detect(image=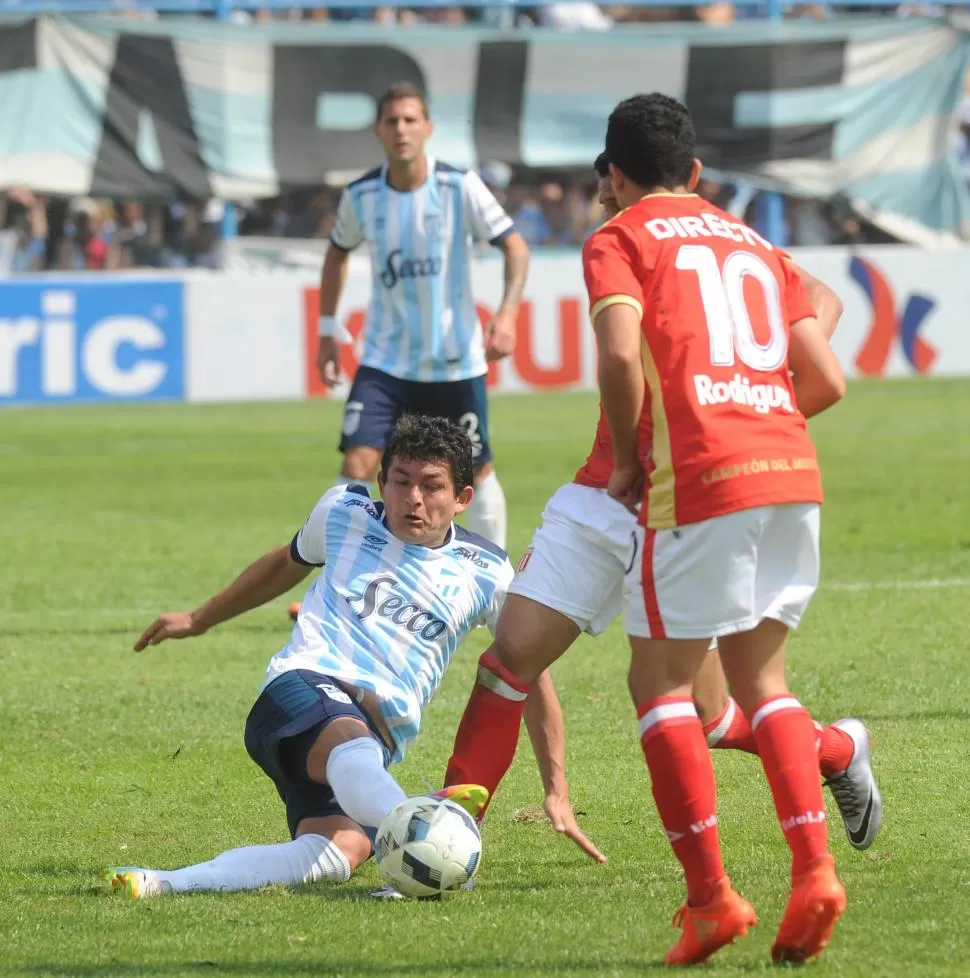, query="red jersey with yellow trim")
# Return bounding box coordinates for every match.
[573,404,651,489]
[582,193,821,530]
